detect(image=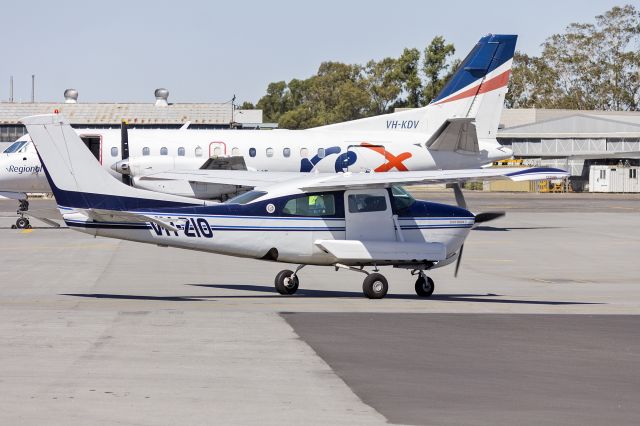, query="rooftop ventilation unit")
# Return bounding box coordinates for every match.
[154,88,169,107]
[64,88,78,104]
